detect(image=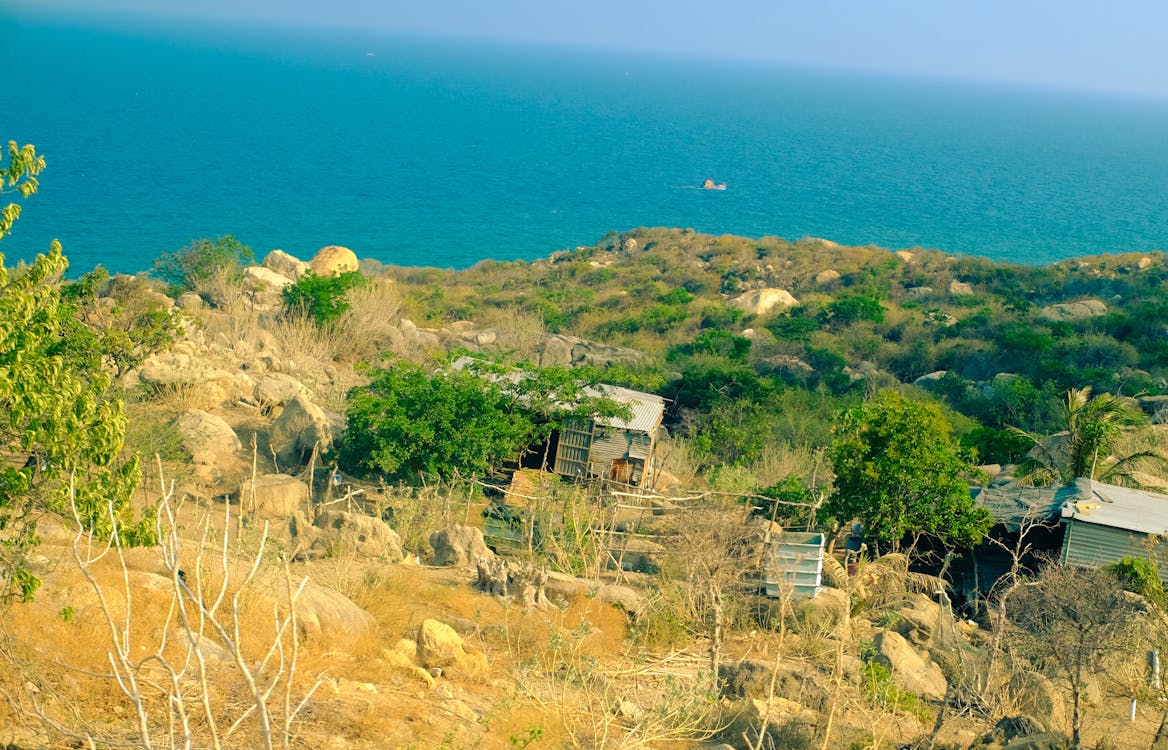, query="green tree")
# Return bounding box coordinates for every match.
[1,141,45,241]
[827,390,991,553]
[340,361,537,483]
[1010,386,1158,486]
[1,143,148,601]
